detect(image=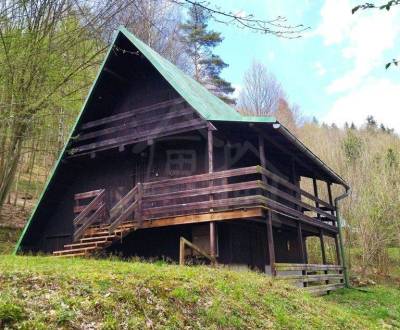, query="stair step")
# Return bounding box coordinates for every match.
[80,235,117,242]
[83,228,132,237]
[64,240,108,249]
[53,246,98,256]
[53,252,87,258]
